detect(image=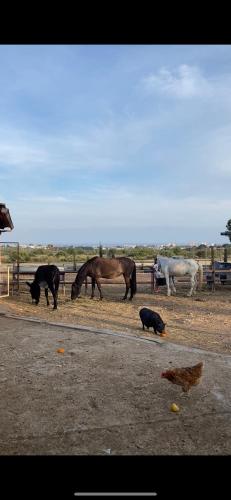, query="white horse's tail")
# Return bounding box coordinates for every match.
[197,262,203,290]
